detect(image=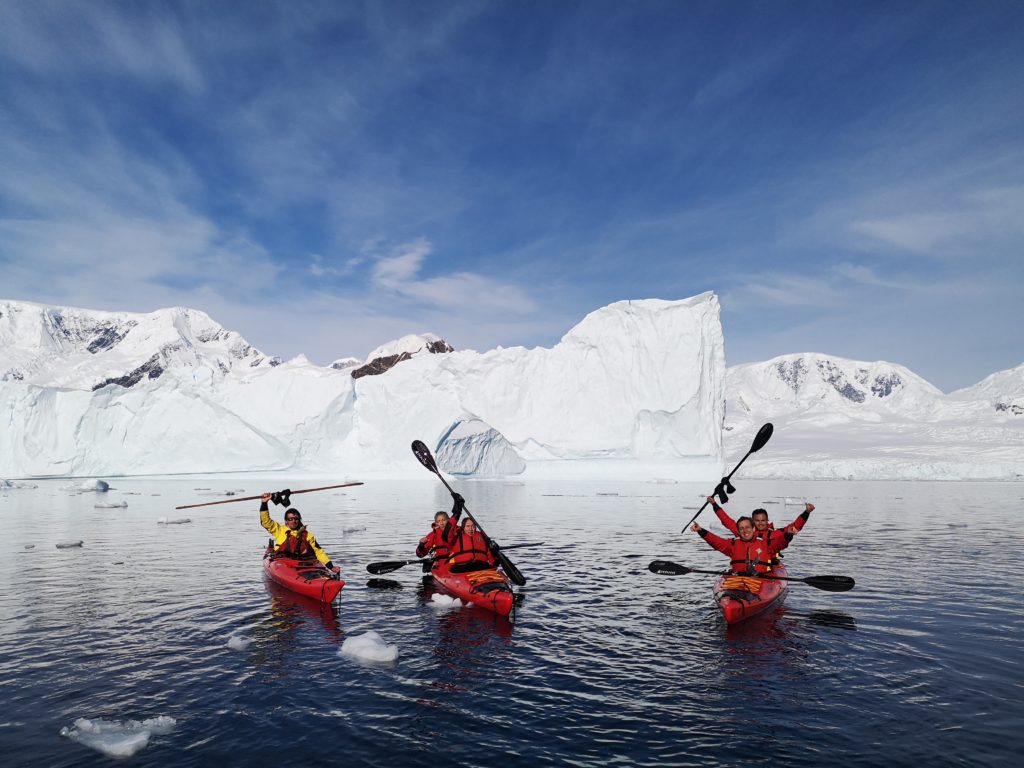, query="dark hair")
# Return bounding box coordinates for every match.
[284,508,302,520]
[736,516,754,527]
[751,508,768,519]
